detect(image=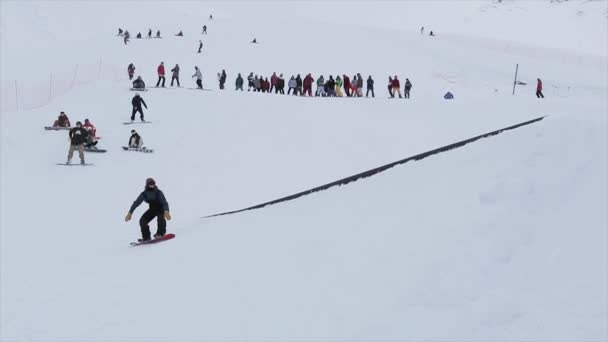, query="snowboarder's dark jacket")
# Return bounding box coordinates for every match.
[235,76,244,87]
[129,188,170,213]
[129,133,141,147]
[132,79,145,89]
[131,95,147,108]
[69,127,89,145]
[367,77,374,88]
